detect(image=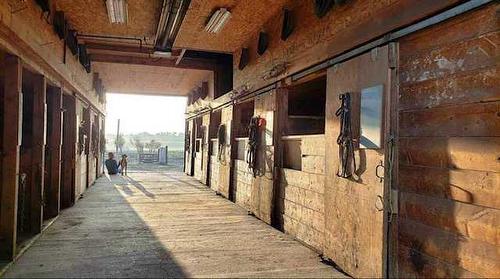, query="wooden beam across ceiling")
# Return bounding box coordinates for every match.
[84,42,185,57]
[90,53,217,71]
